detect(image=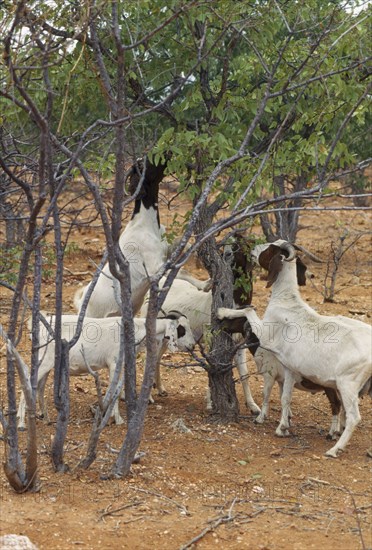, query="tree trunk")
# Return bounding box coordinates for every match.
[195,204,239,422]
[260,173,307,243]
[3,195,44,491]
[51,339,70,472]
[110,283,160,478]
[208,368,239,422]
[51,173,70,472]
